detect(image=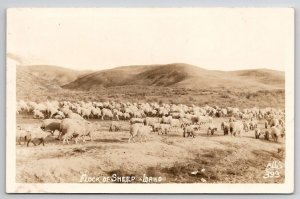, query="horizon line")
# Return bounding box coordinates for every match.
[13,62,285,73]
